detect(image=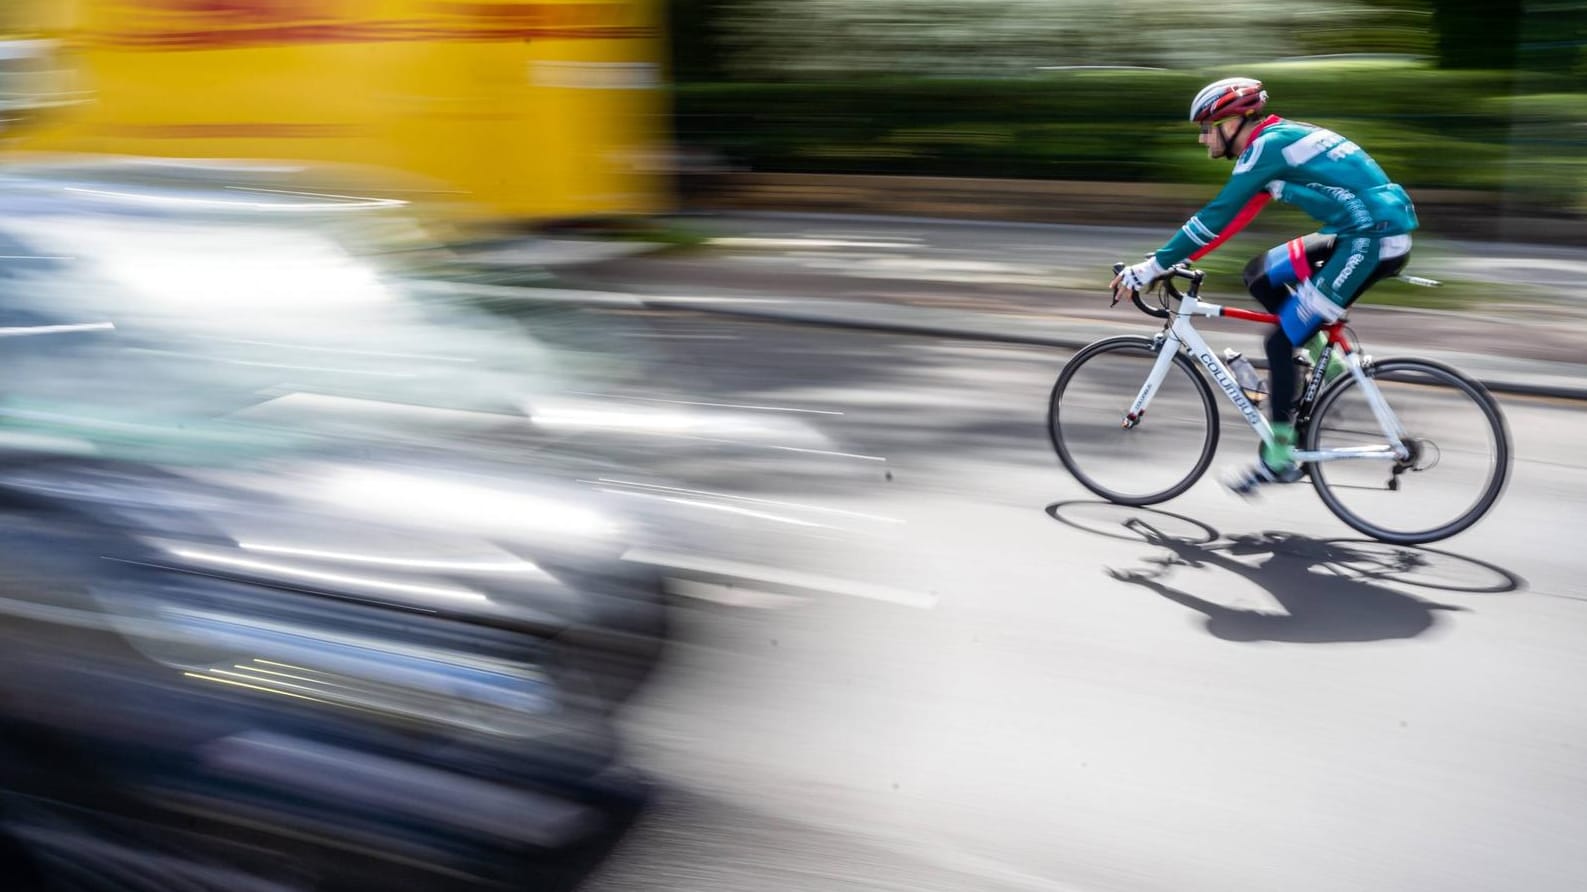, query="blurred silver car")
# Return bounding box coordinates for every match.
[0,158,670,890]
